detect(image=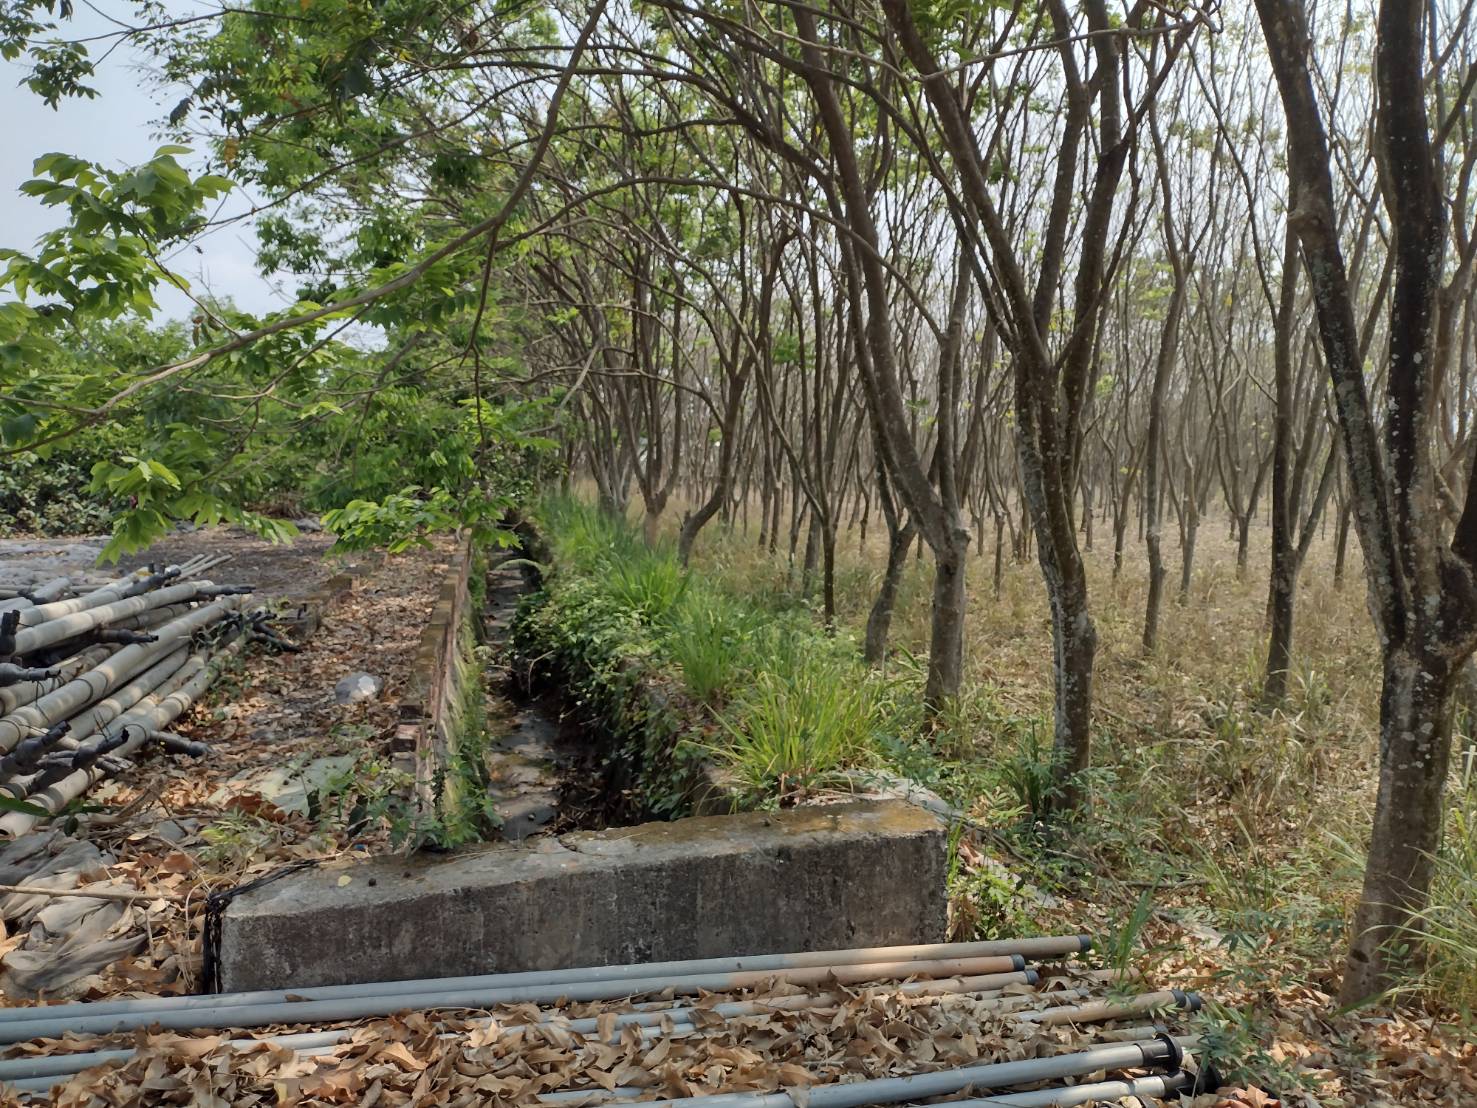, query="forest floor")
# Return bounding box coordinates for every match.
[0,526,457,1001]
[663,503,1476,1107]
[2,514,1473,1106]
